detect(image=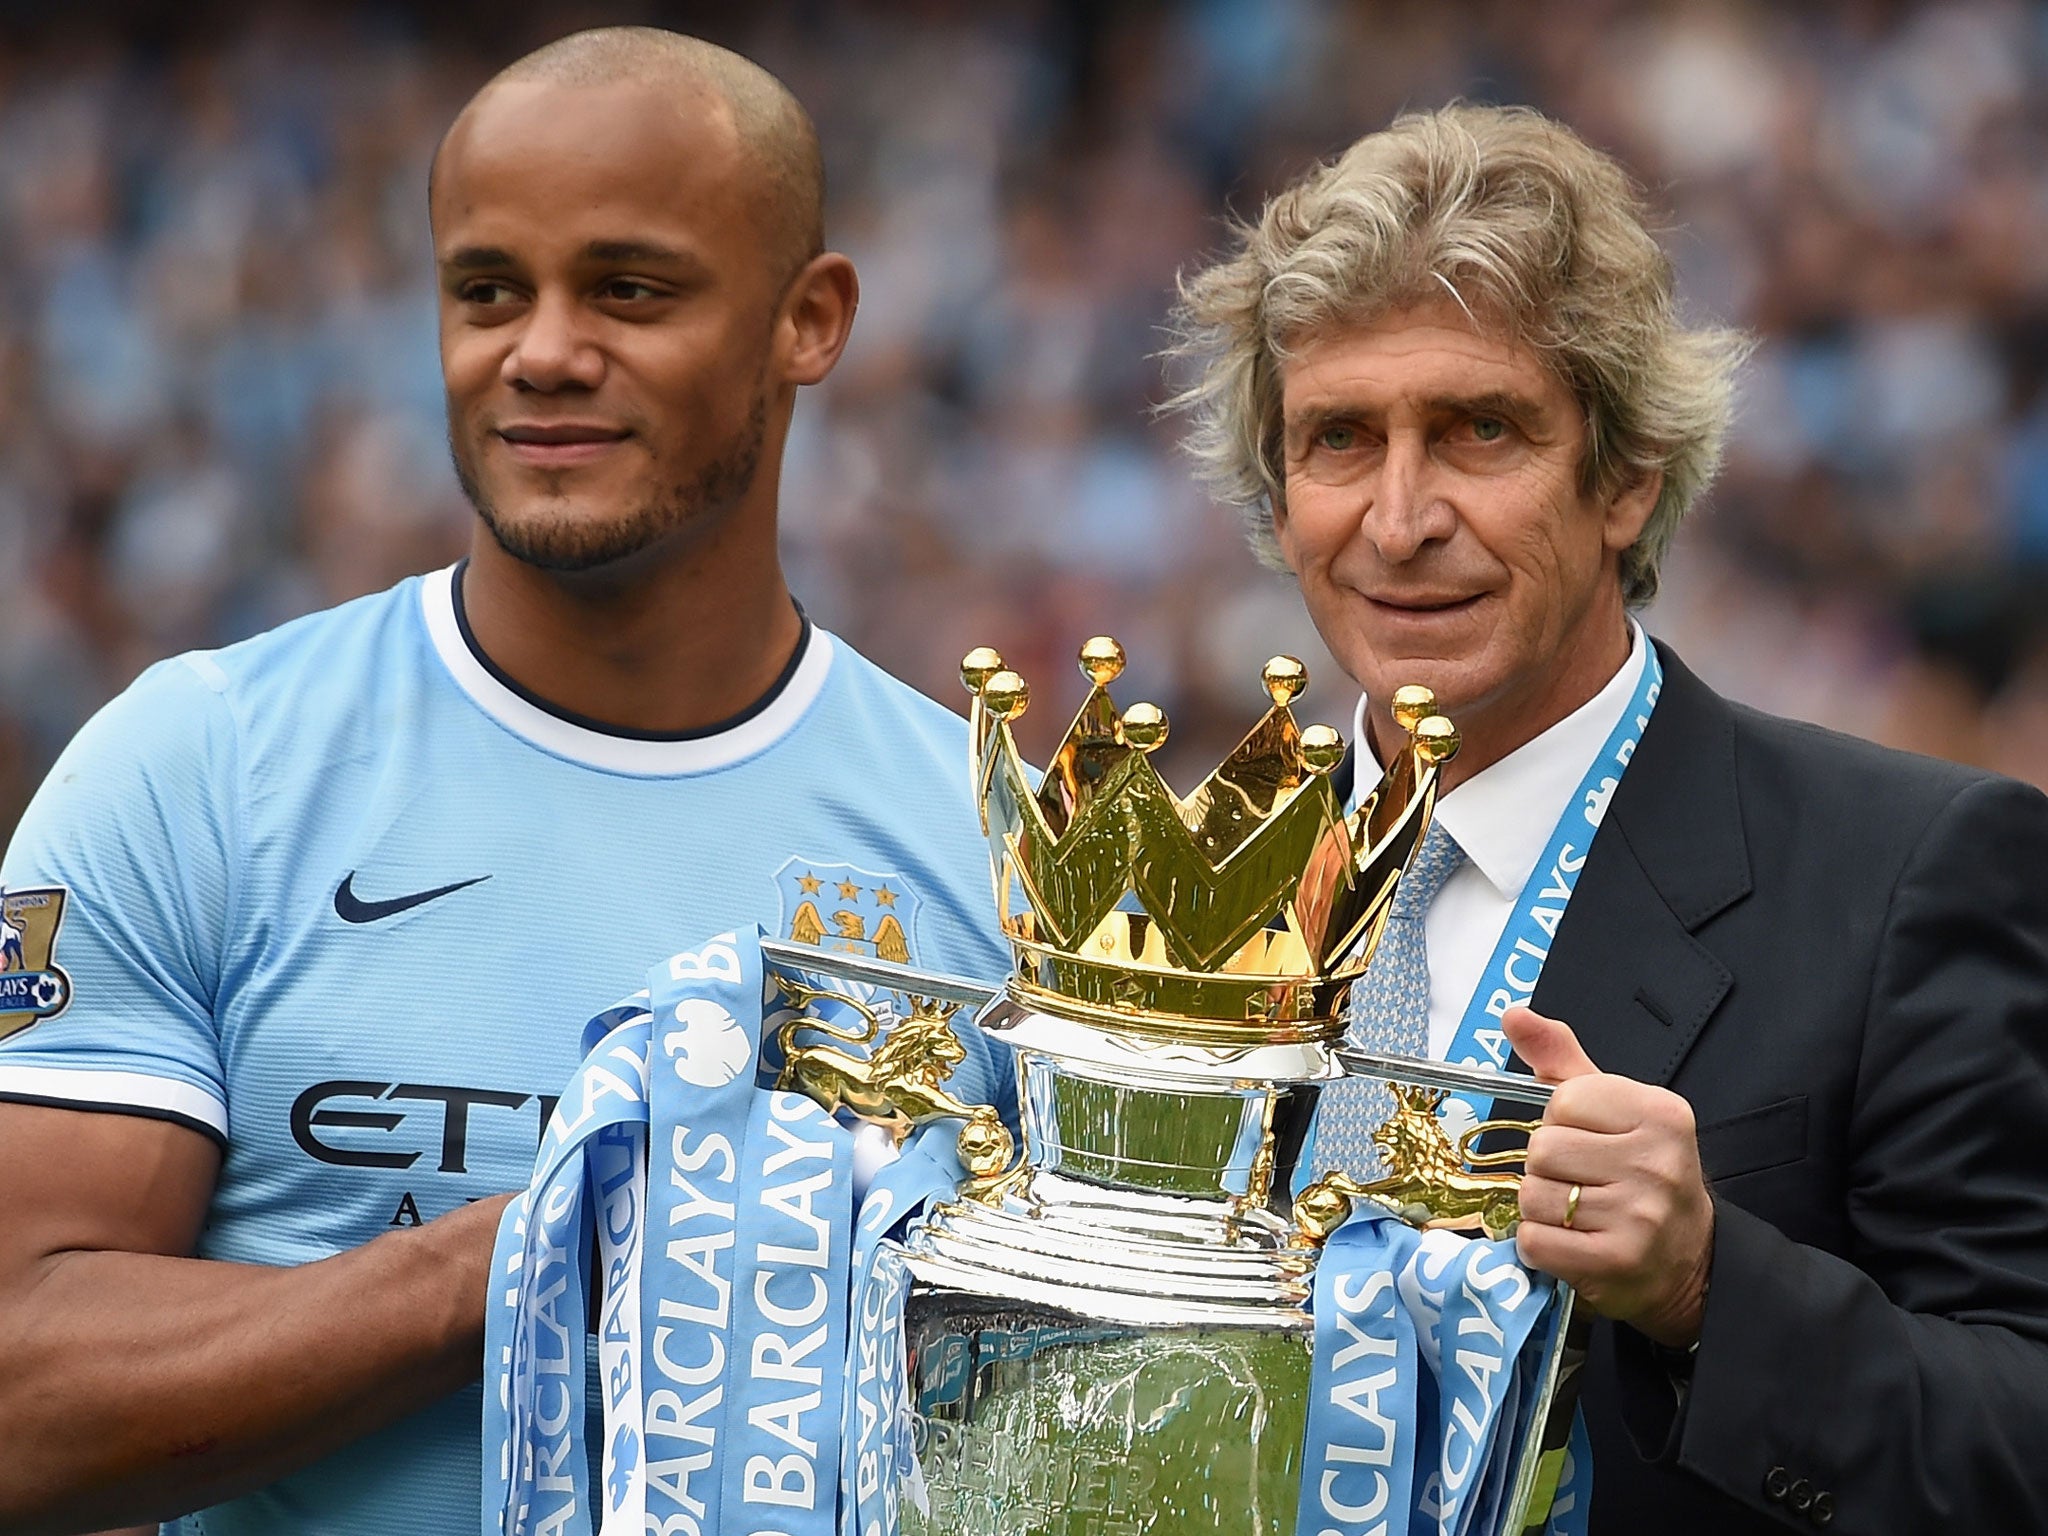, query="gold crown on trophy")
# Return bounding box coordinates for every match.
[961,637,1458,1043]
